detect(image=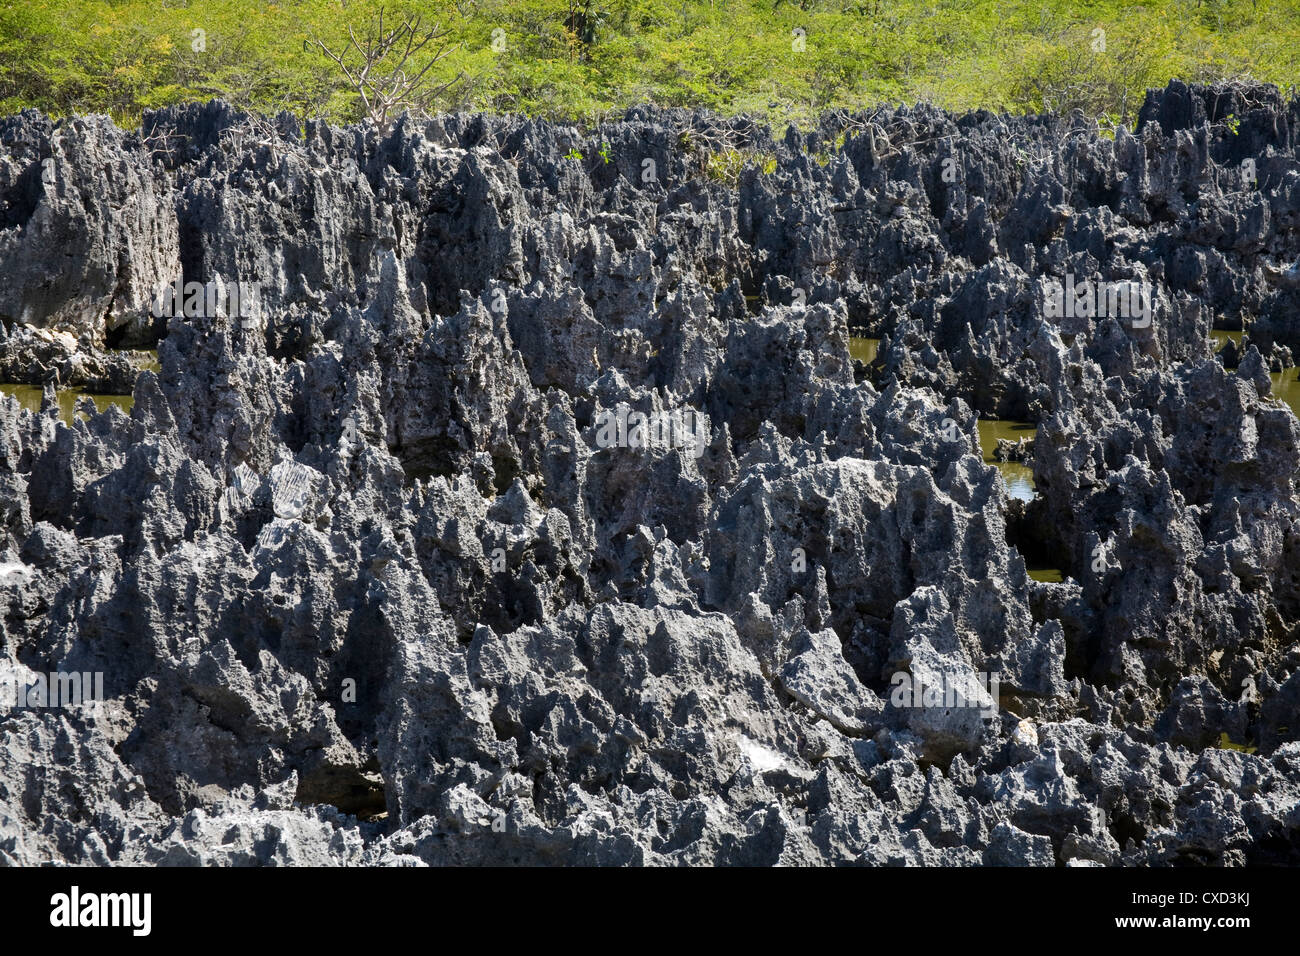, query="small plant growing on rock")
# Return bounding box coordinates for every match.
[704,147,747,184]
